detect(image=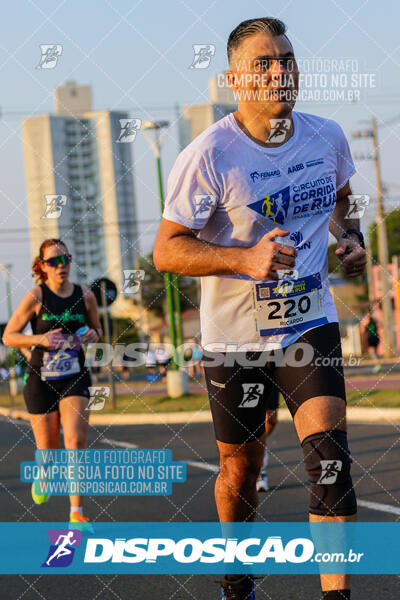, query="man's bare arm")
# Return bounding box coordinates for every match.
[329,181,367,278]
[329,181,360,241]
[153,219,297,281]
[153,219,247,276]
